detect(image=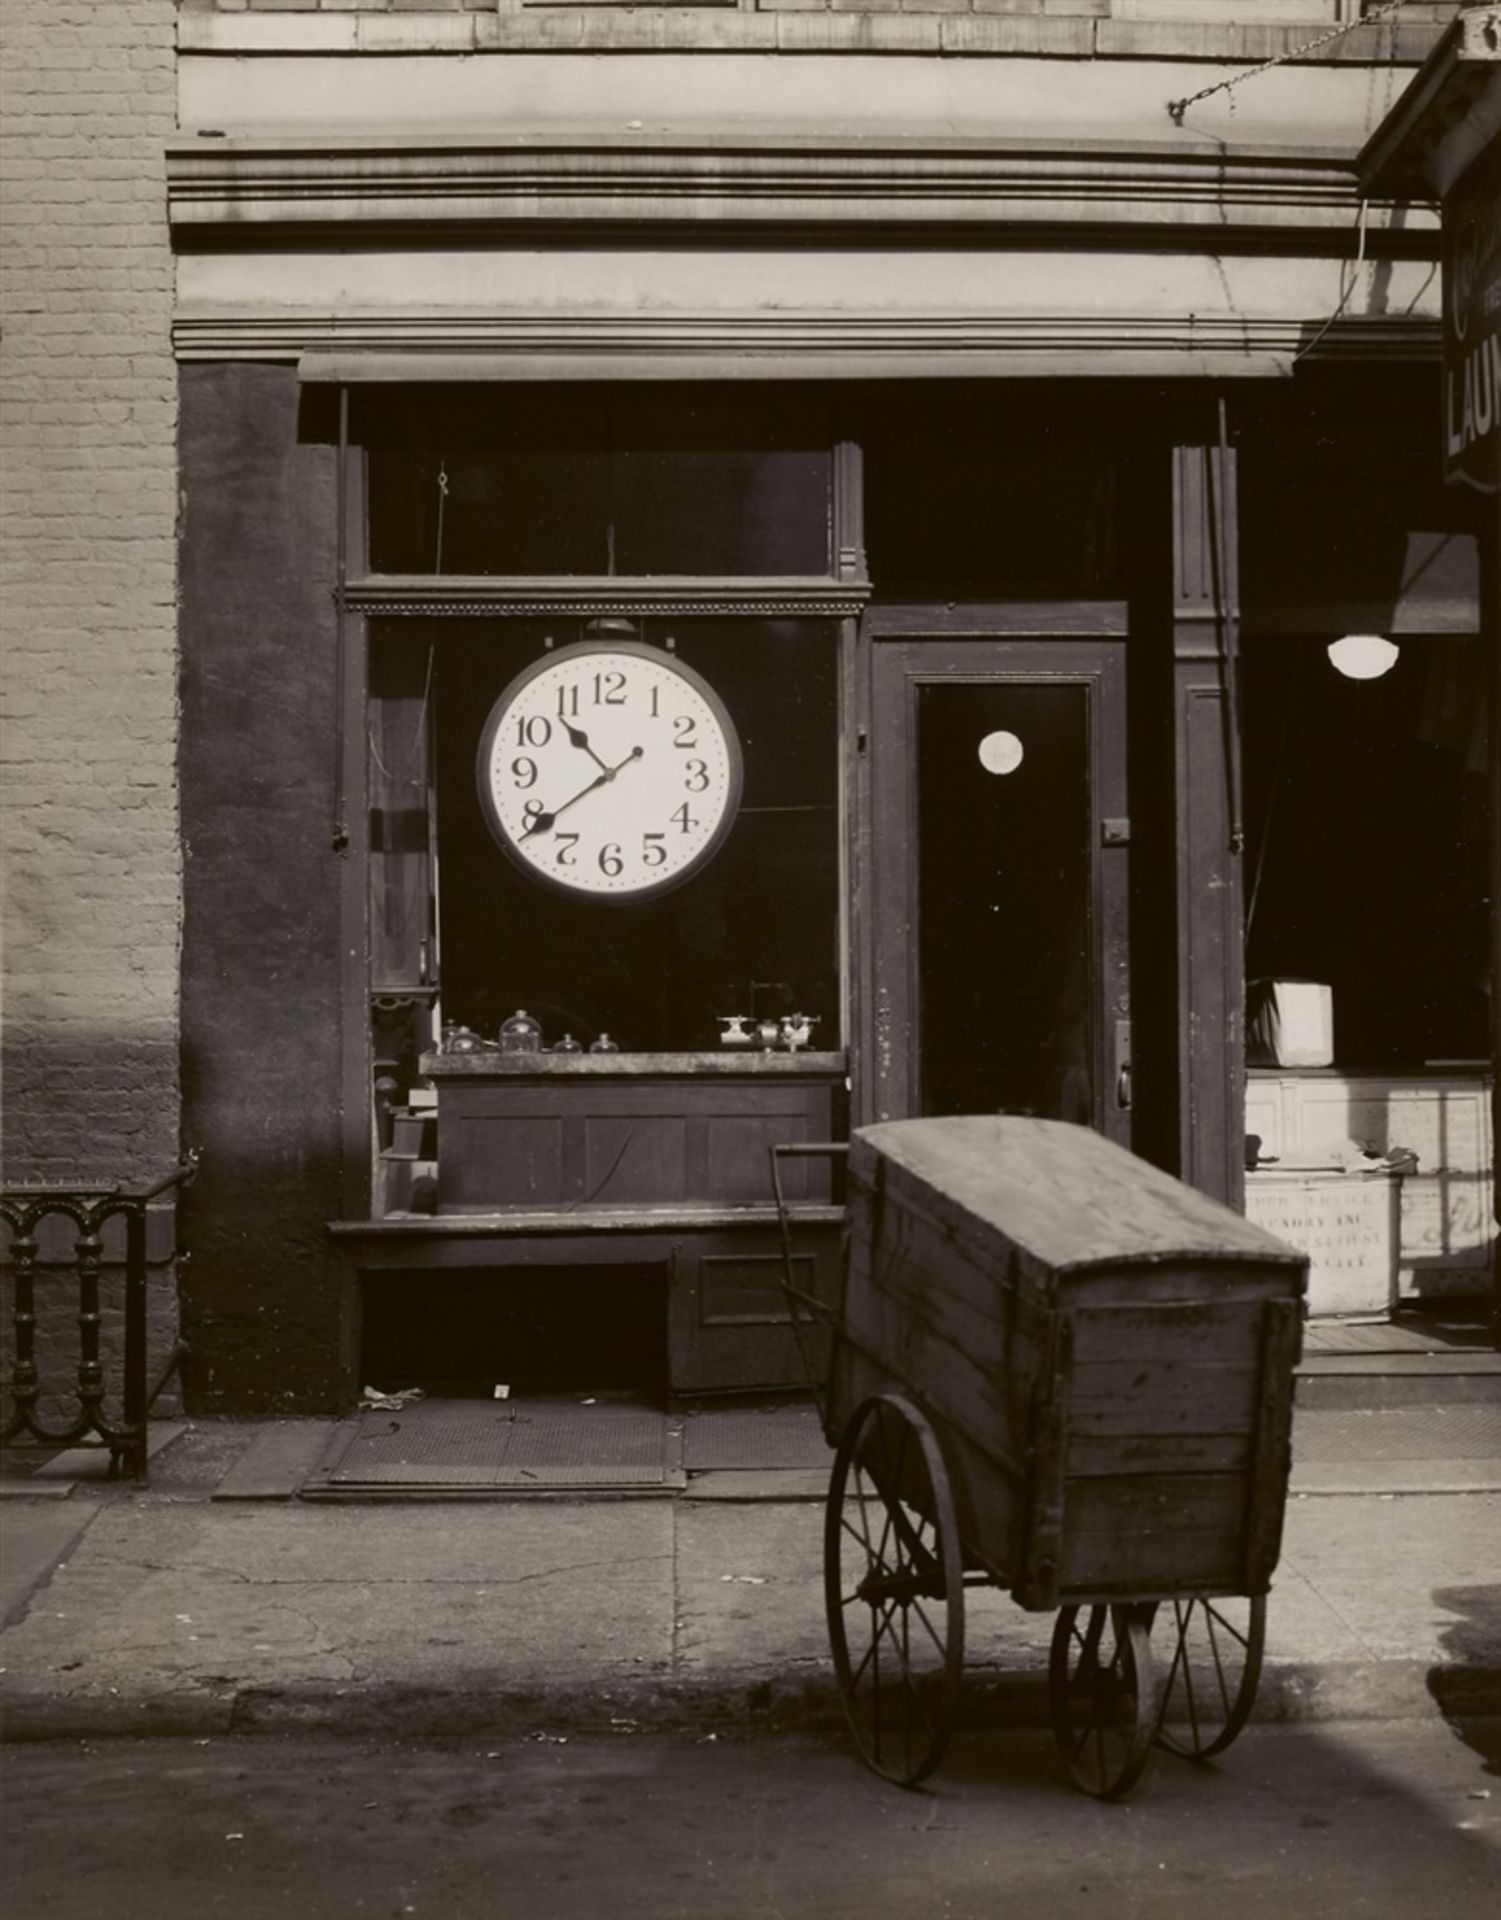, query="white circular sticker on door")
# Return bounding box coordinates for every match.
[977,729,1024,776]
